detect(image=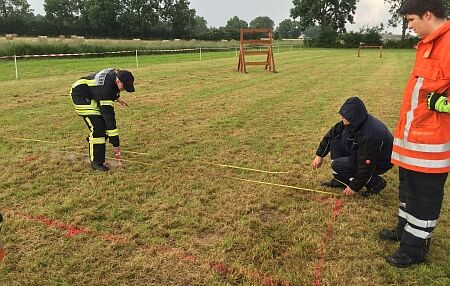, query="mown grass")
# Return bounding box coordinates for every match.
[0,49,448,285]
